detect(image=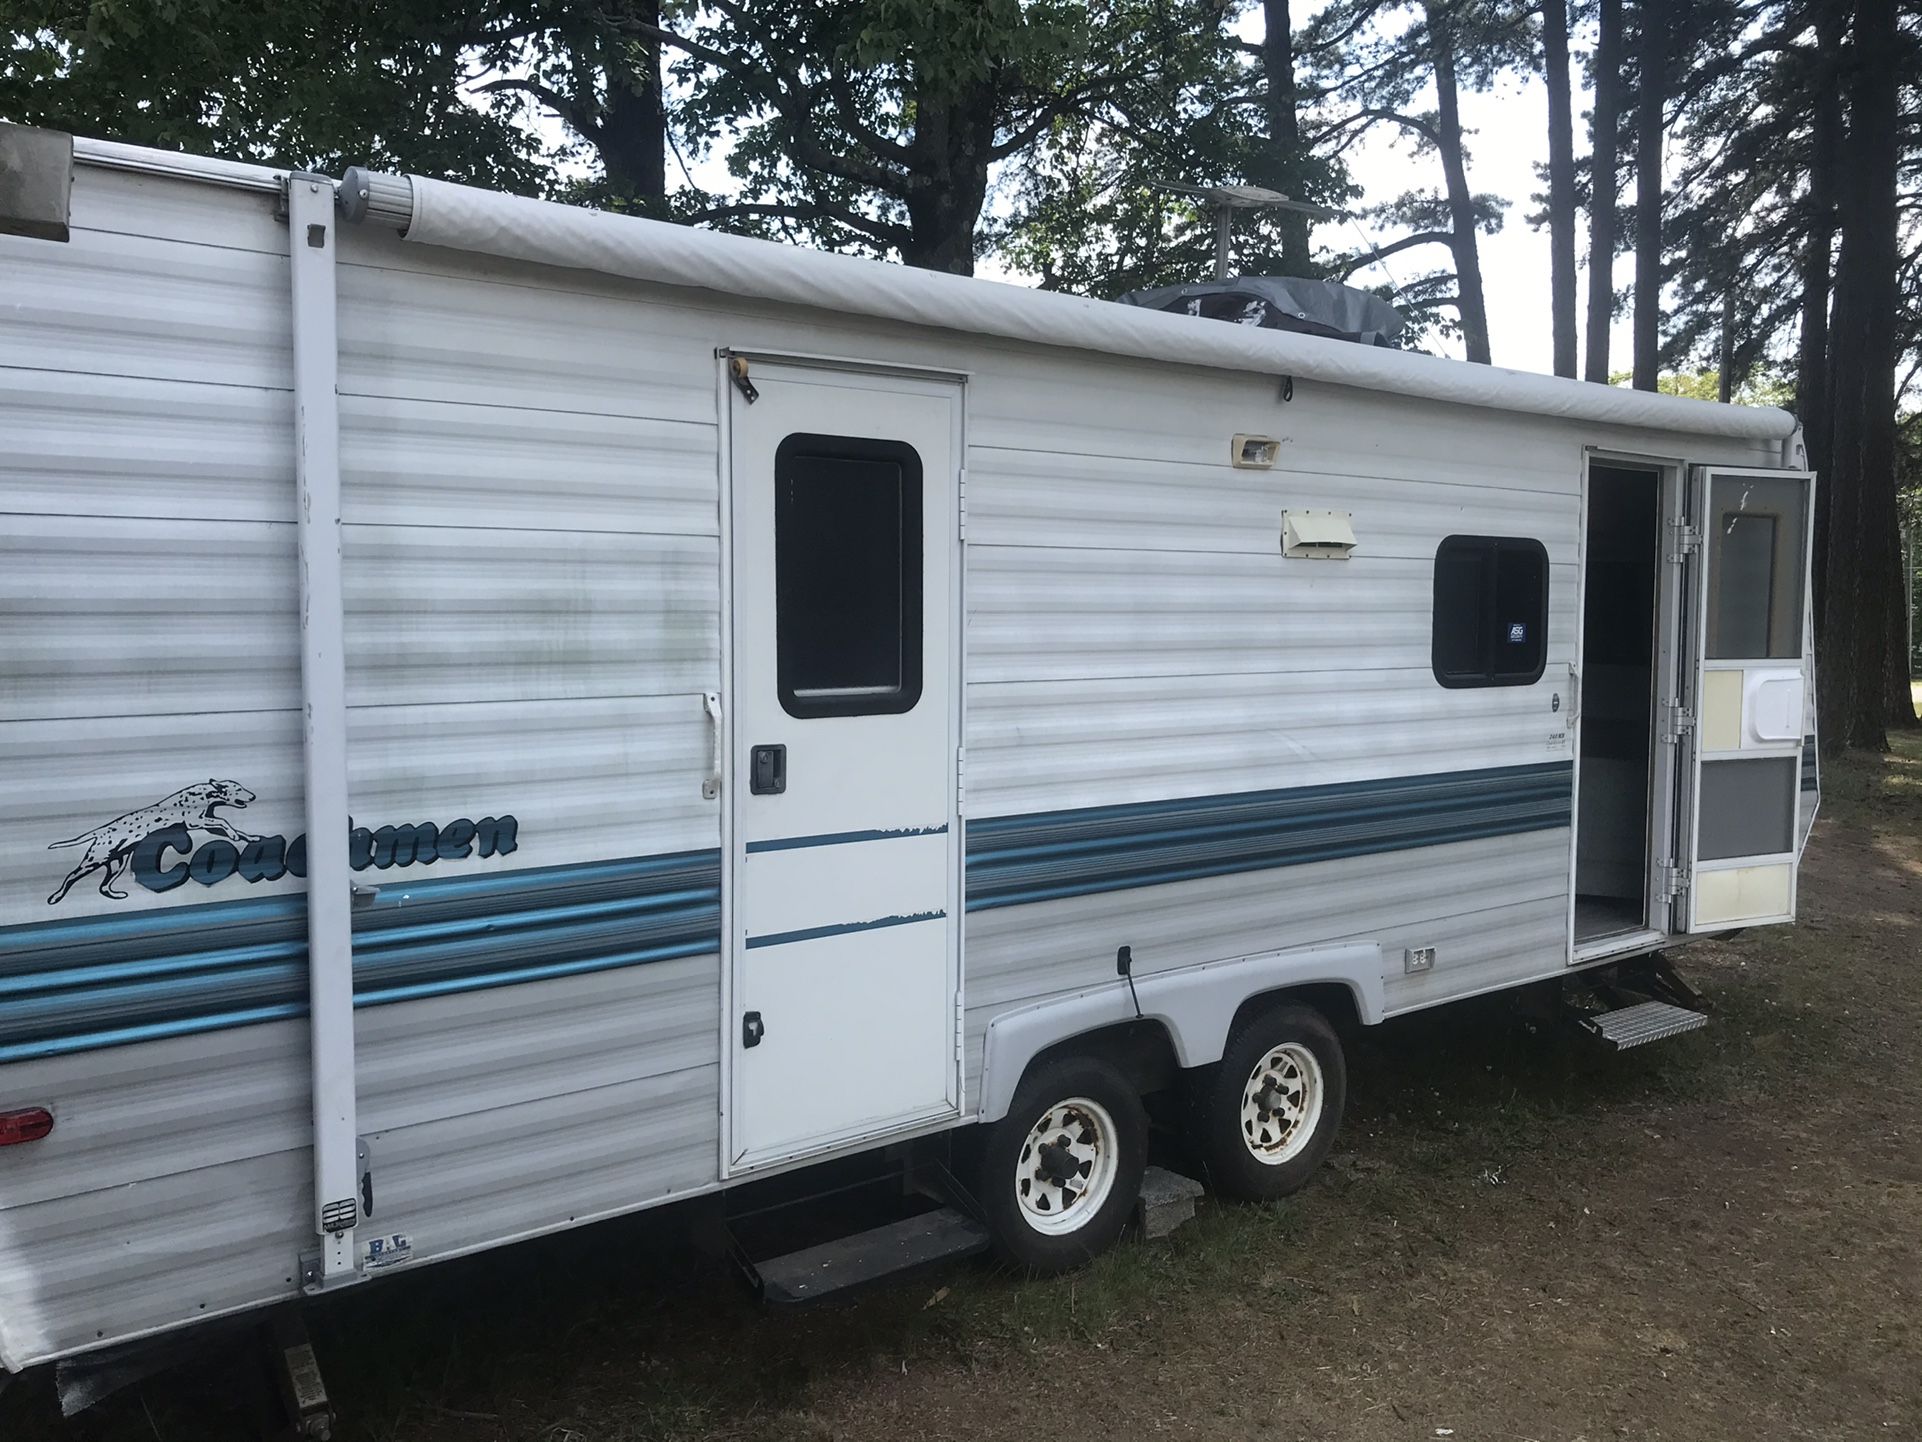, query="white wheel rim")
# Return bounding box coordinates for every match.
[1014,1095,1121,1235]
[1239,1042,1324,1166]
